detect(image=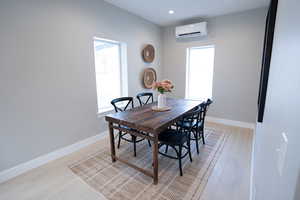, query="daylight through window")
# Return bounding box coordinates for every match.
[185,46,215,101]
[93,38,127,113]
